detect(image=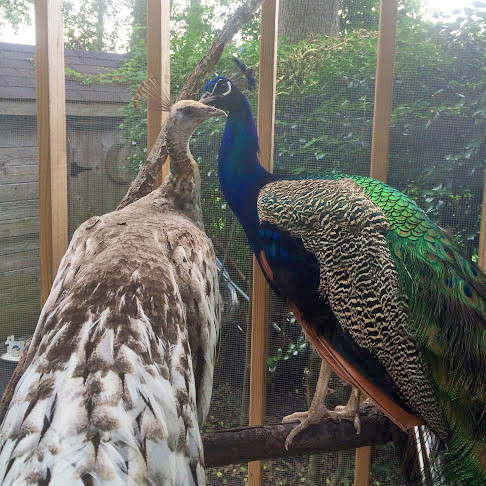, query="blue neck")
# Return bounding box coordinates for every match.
[218,99,277,245]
